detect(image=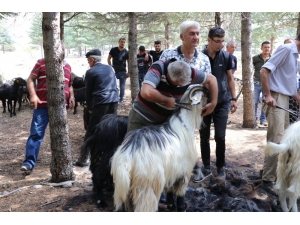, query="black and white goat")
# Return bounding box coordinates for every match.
[111,84,208,212]
[80,114,128,207]
[264,121,300,212]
